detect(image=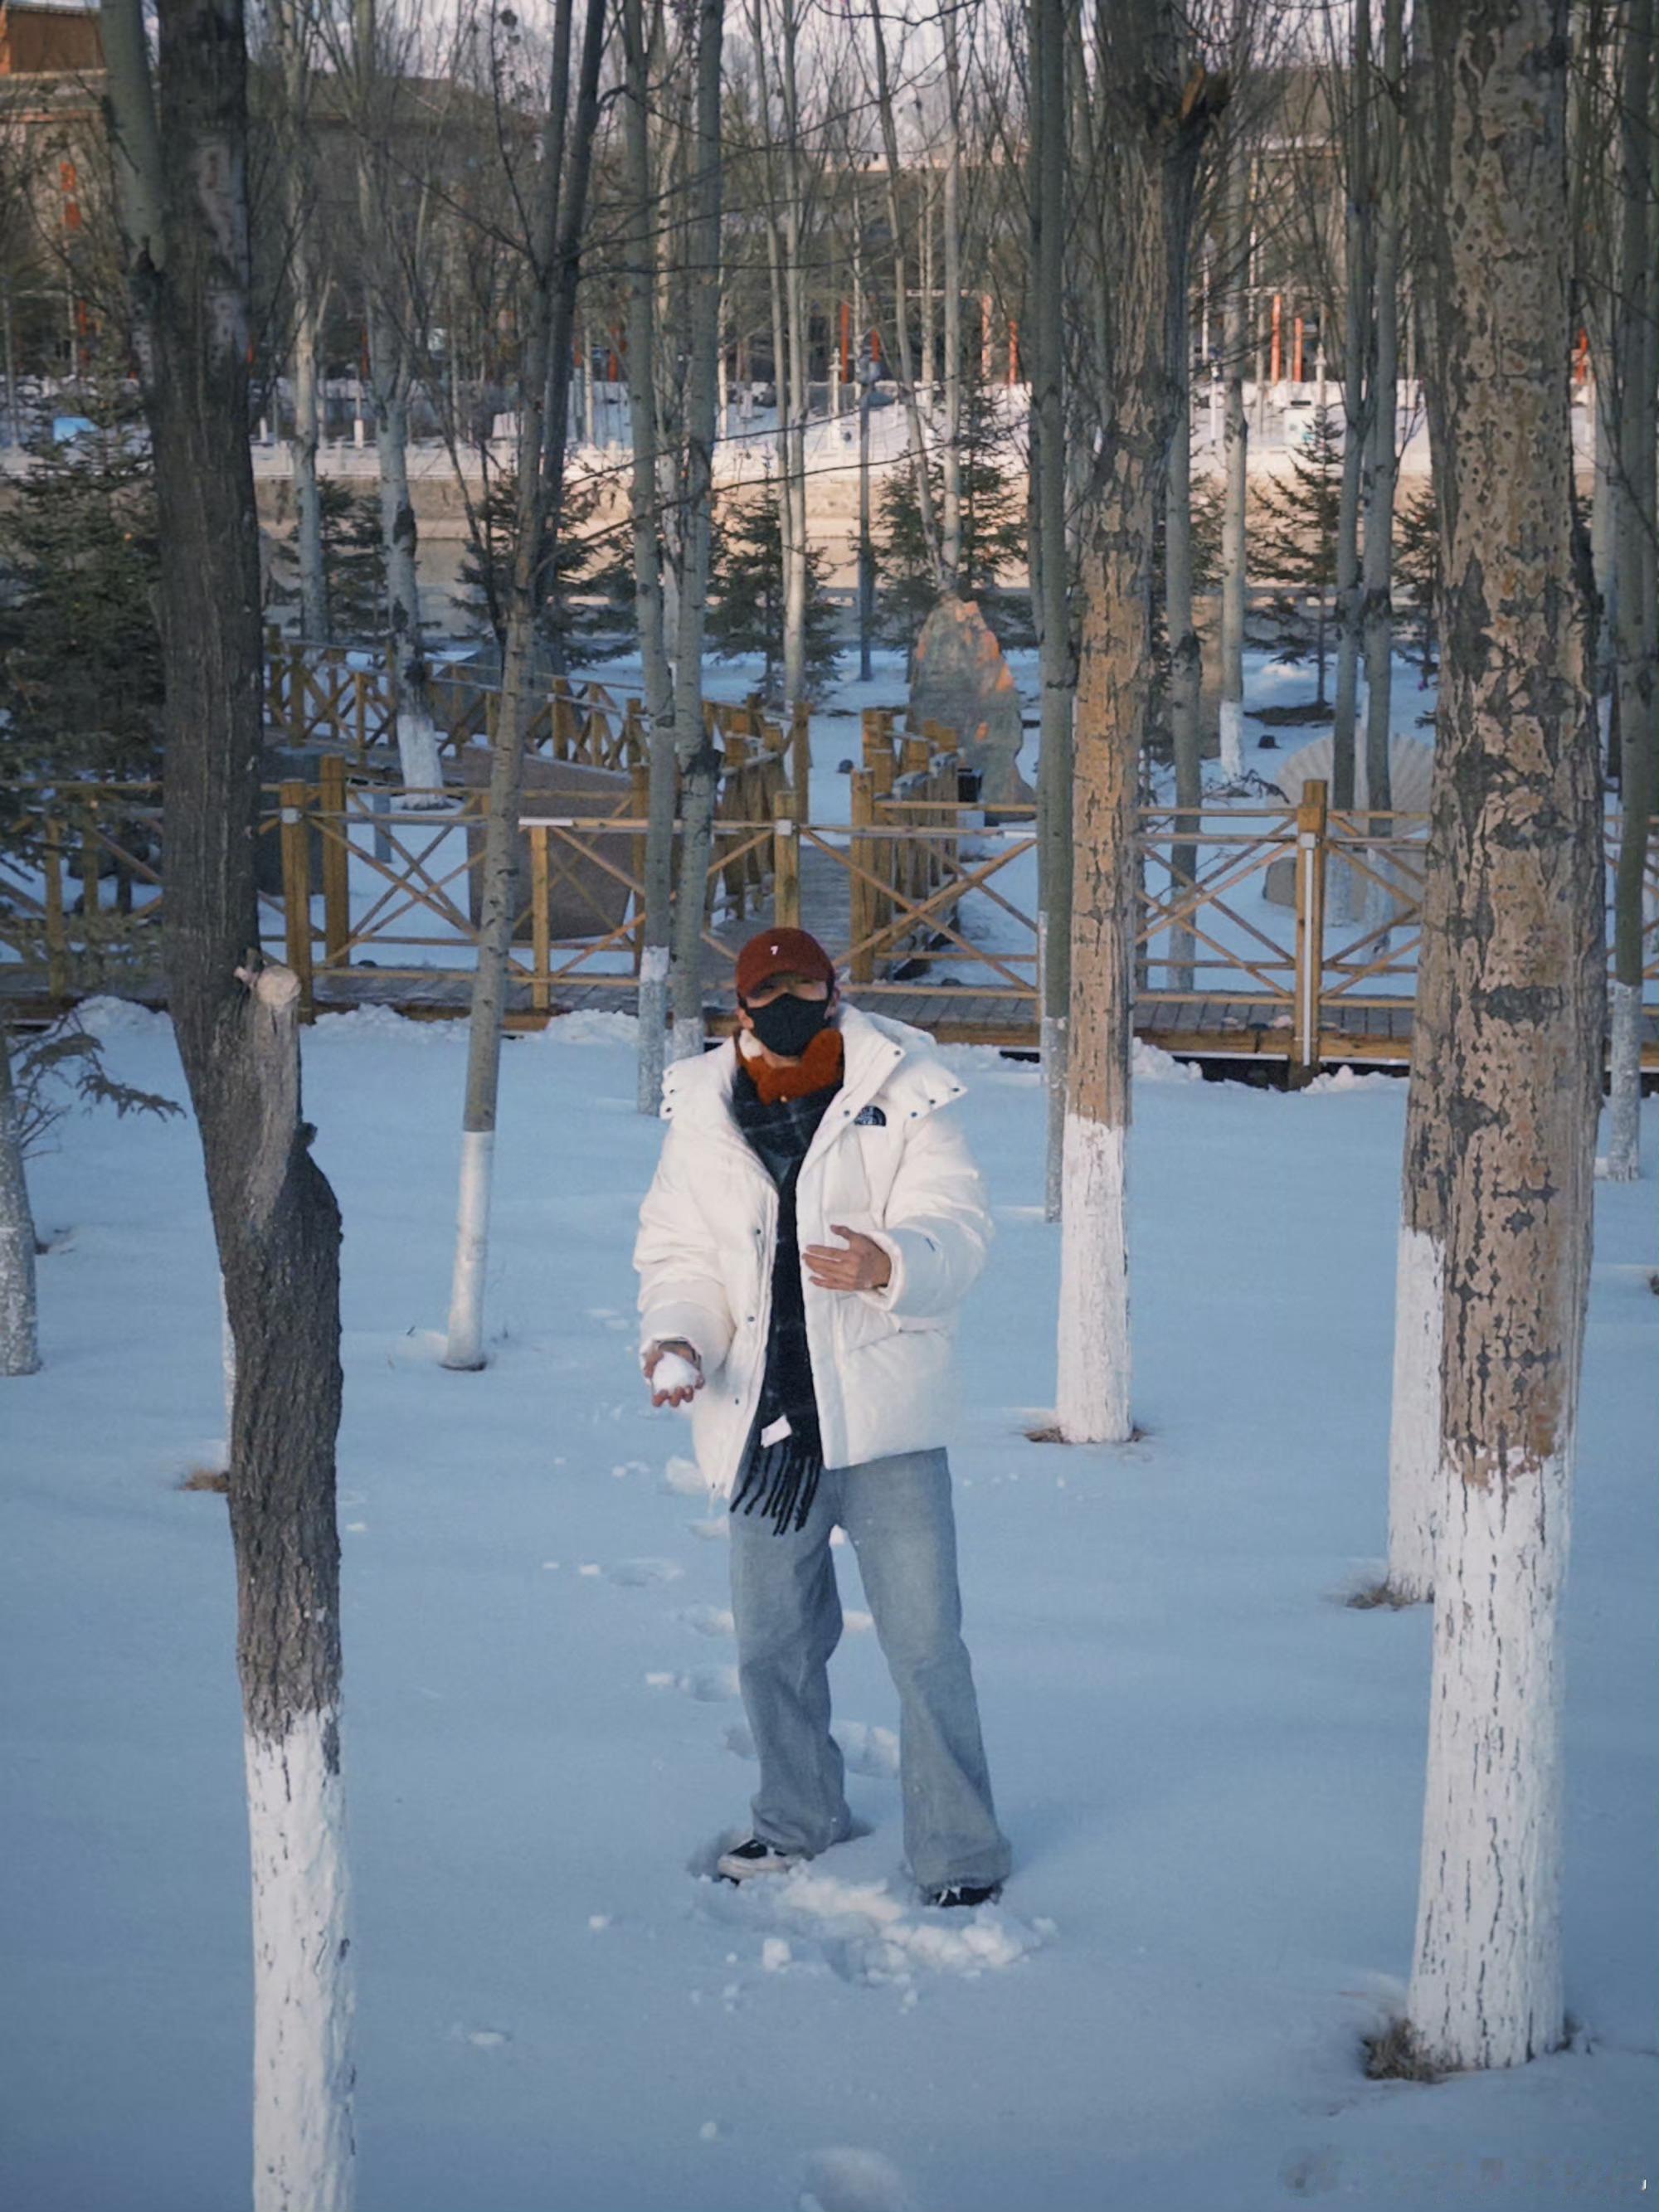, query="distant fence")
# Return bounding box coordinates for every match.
[7,758,1653,1072]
